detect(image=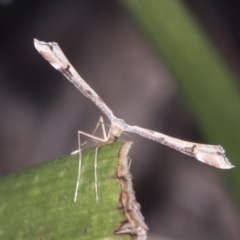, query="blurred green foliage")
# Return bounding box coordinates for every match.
[120,0,240,205]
